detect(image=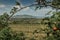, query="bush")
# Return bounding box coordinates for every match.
[0,27,12,40]
[30,37,36,40]
[0,13,9,30]
[0,27,26,40]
